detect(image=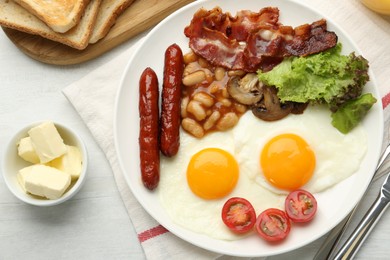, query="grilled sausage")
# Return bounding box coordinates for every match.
[160,44,184,157]
[139,67,160,190]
